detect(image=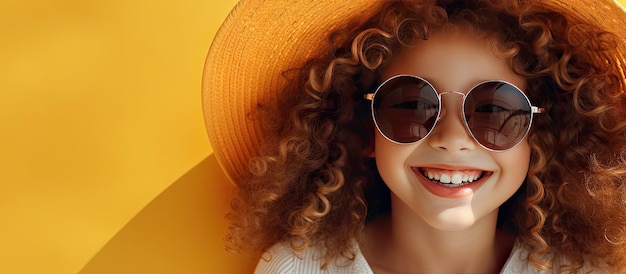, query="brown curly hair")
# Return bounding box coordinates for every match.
[226,0,626,272]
